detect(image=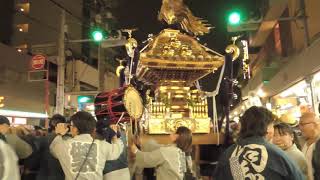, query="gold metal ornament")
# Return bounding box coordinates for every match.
[123,29,138,58]
[136,29,224,86]
[225,44,240,61]
[136,28,224,134]
[225,36,241,61]
[116,65,125,77]
[158,0,212,36]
